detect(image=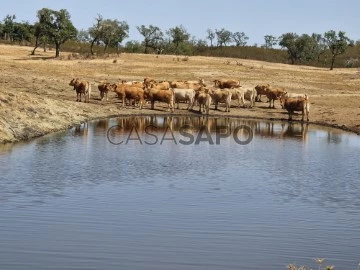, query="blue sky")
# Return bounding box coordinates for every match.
[1,0,359,45]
